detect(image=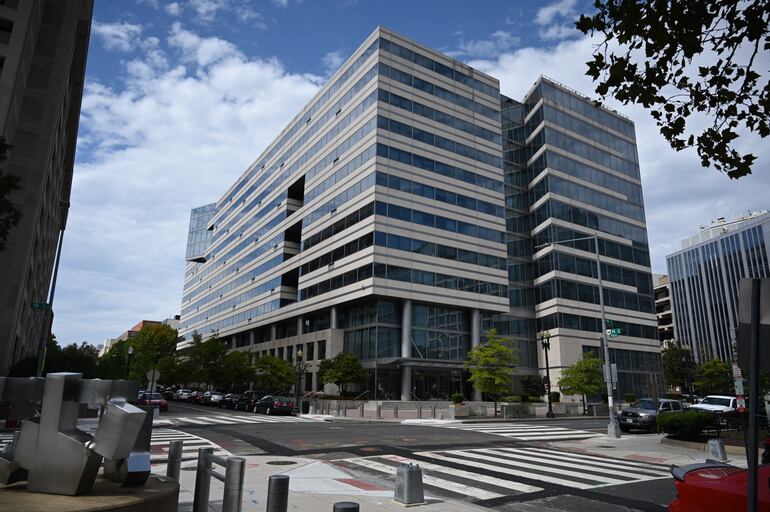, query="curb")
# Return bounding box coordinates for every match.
[660,436,760,456]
